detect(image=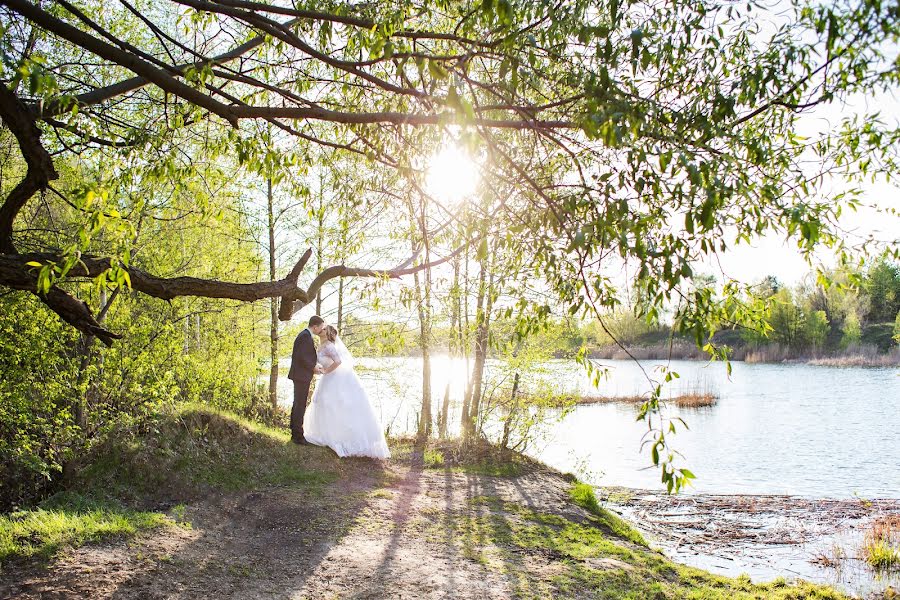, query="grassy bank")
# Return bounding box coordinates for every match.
[0,403,342,568]
[1,404,859,599]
